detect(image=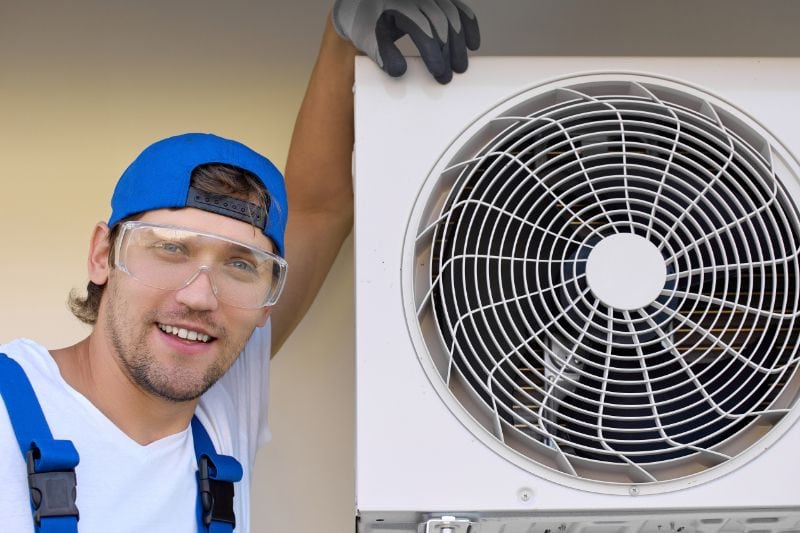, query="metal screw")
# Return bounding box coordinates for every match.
[629,486,640,496]
[518,487,533,502]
